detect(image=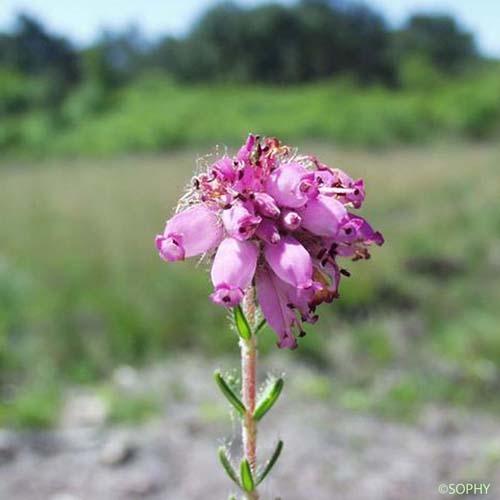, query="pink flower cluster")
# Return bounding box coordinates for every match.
[156,135,383,349]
